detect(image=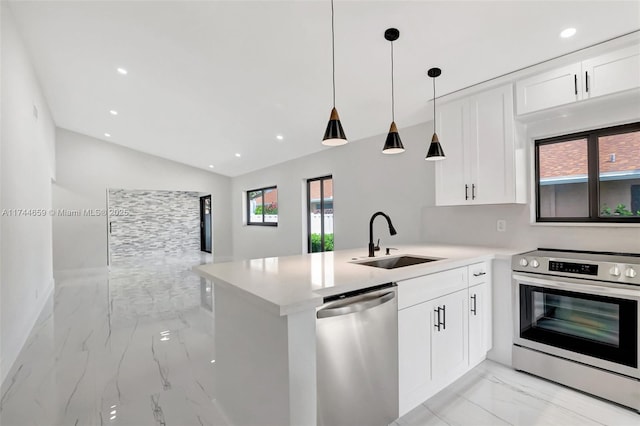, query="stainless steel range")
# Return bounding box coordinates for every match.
[512,249,640,411]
